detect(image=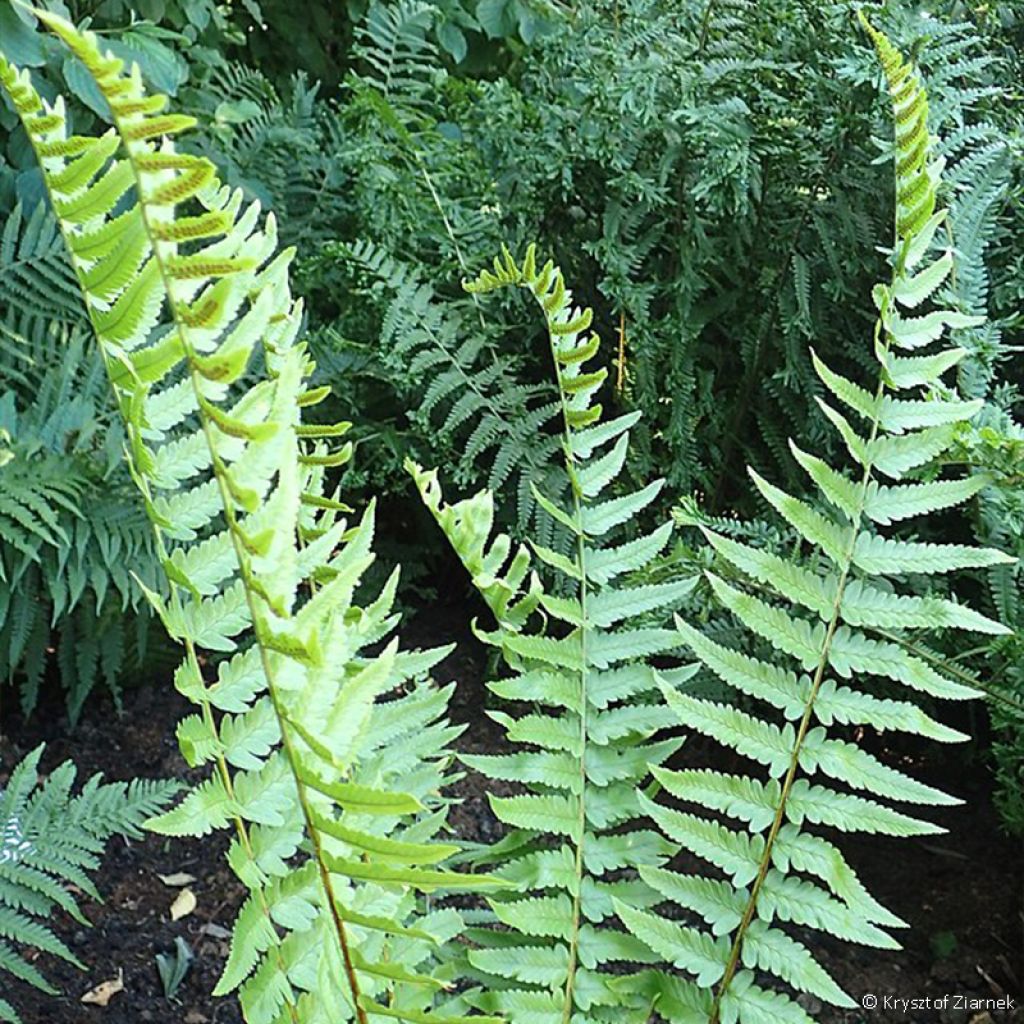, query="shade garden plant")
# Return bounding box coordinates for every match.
[0,4,1021,1024]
